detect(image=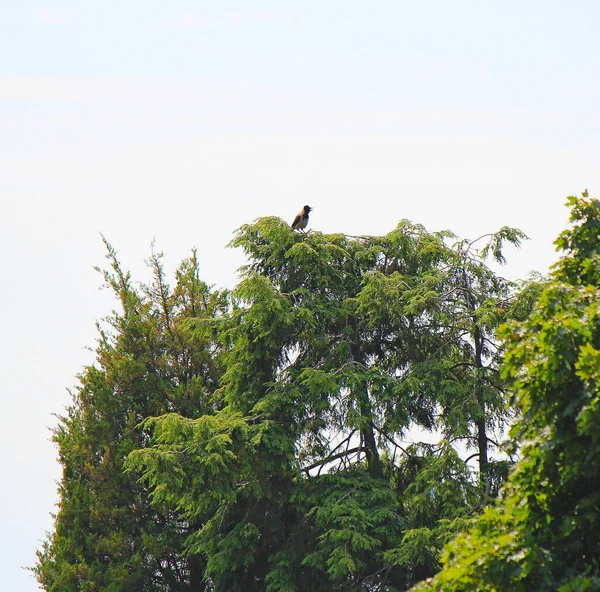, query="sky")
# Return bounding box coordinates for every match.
[2,1,600,589]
